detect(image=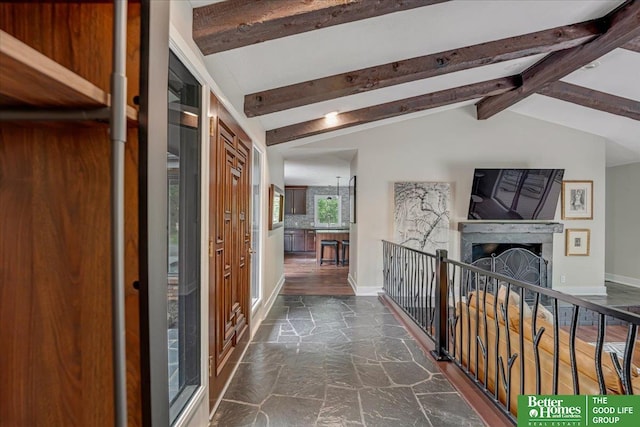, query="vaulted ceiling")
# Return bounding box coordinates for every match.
[190,0,640,171]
